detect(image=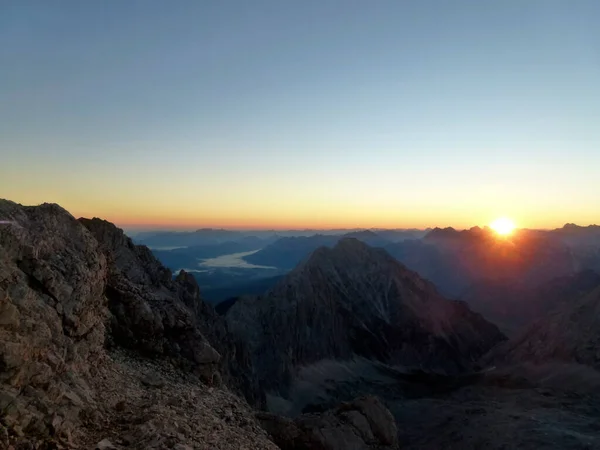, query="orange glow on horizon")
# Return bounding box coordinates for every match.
[60,201,600,232]
[2,161,598,233]
[3,189,595,232]
[83,209,445,231]
[62,199,593,232]
[92,212,554,233]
